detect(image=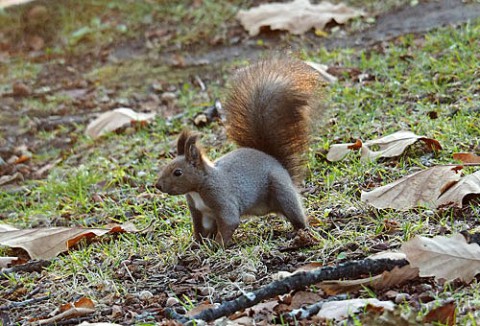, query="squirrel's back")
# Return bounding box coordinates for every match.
[224,58,319,185]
